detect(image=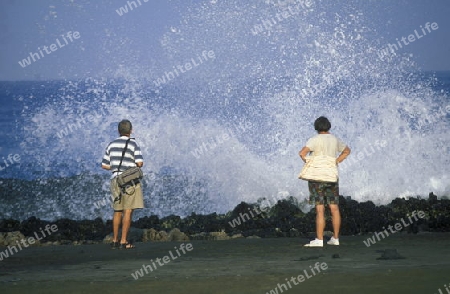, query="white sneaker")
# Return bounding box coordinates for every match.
[304,238,323,247]
[327,236,340,245]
